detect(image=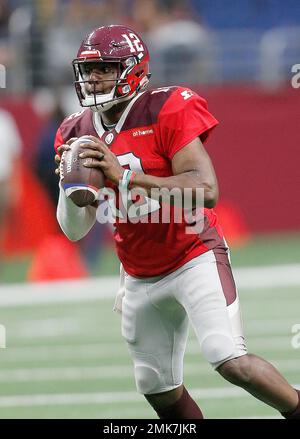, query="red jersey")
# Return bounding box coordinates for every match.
[55,86,225,277]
